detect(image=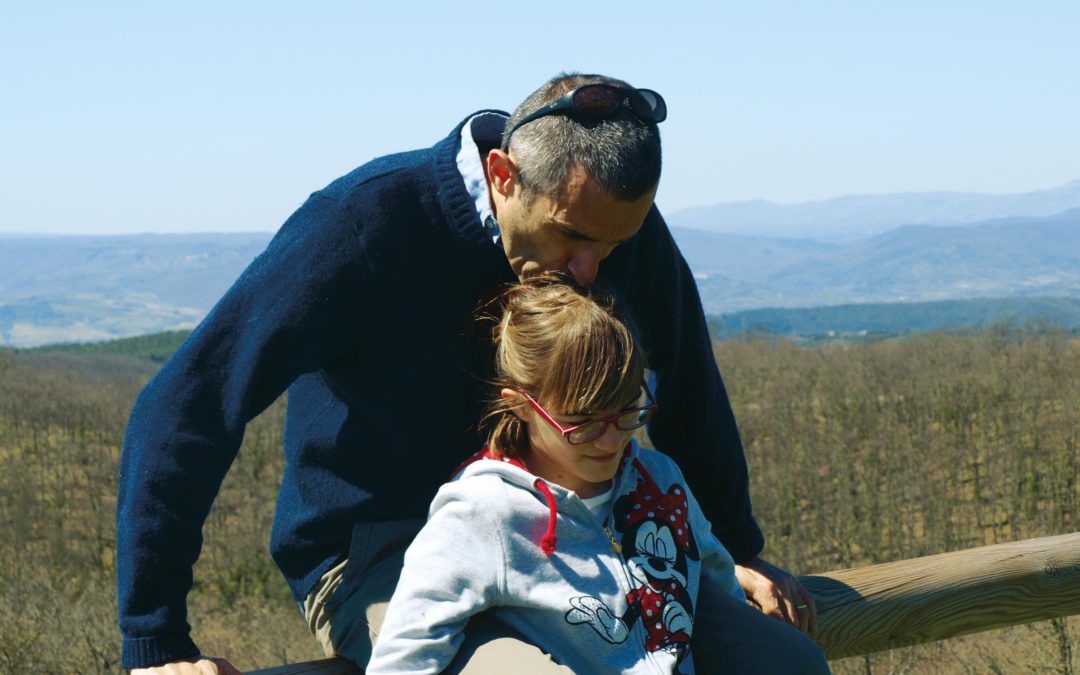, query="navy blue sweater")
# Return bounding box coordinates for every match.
[116,112,763,668]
